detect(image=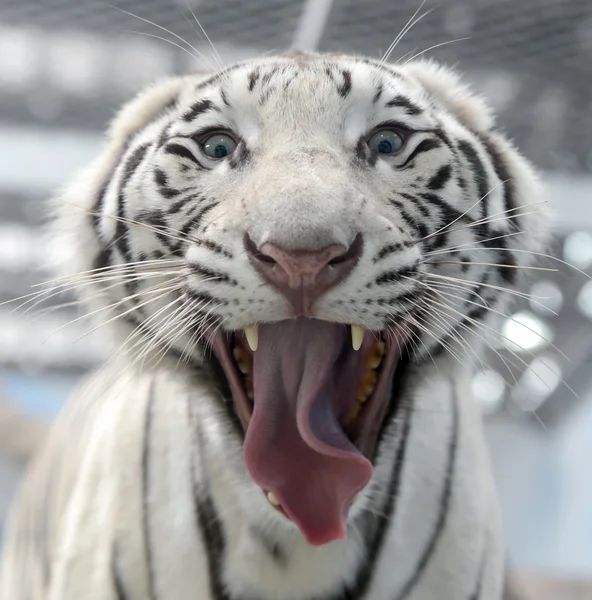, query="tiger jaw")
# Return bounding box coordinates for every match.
[211,319,407,546]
